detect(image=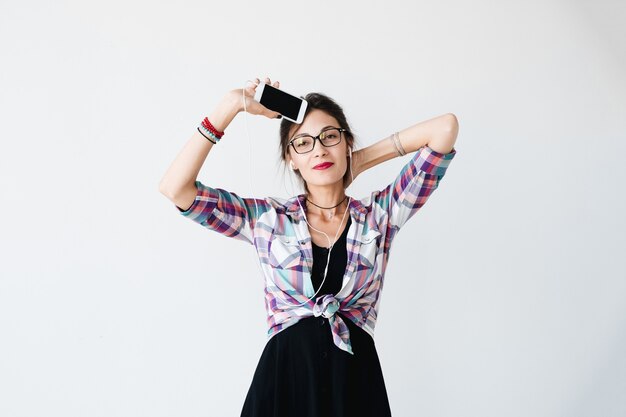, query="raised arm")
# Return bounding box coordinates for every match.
[352,113,458,180]
[158,78,281,210]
